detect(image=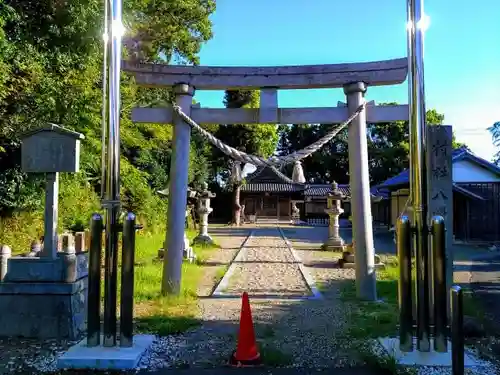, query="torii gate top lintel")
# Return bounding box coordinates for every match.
[121,57,408,90]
